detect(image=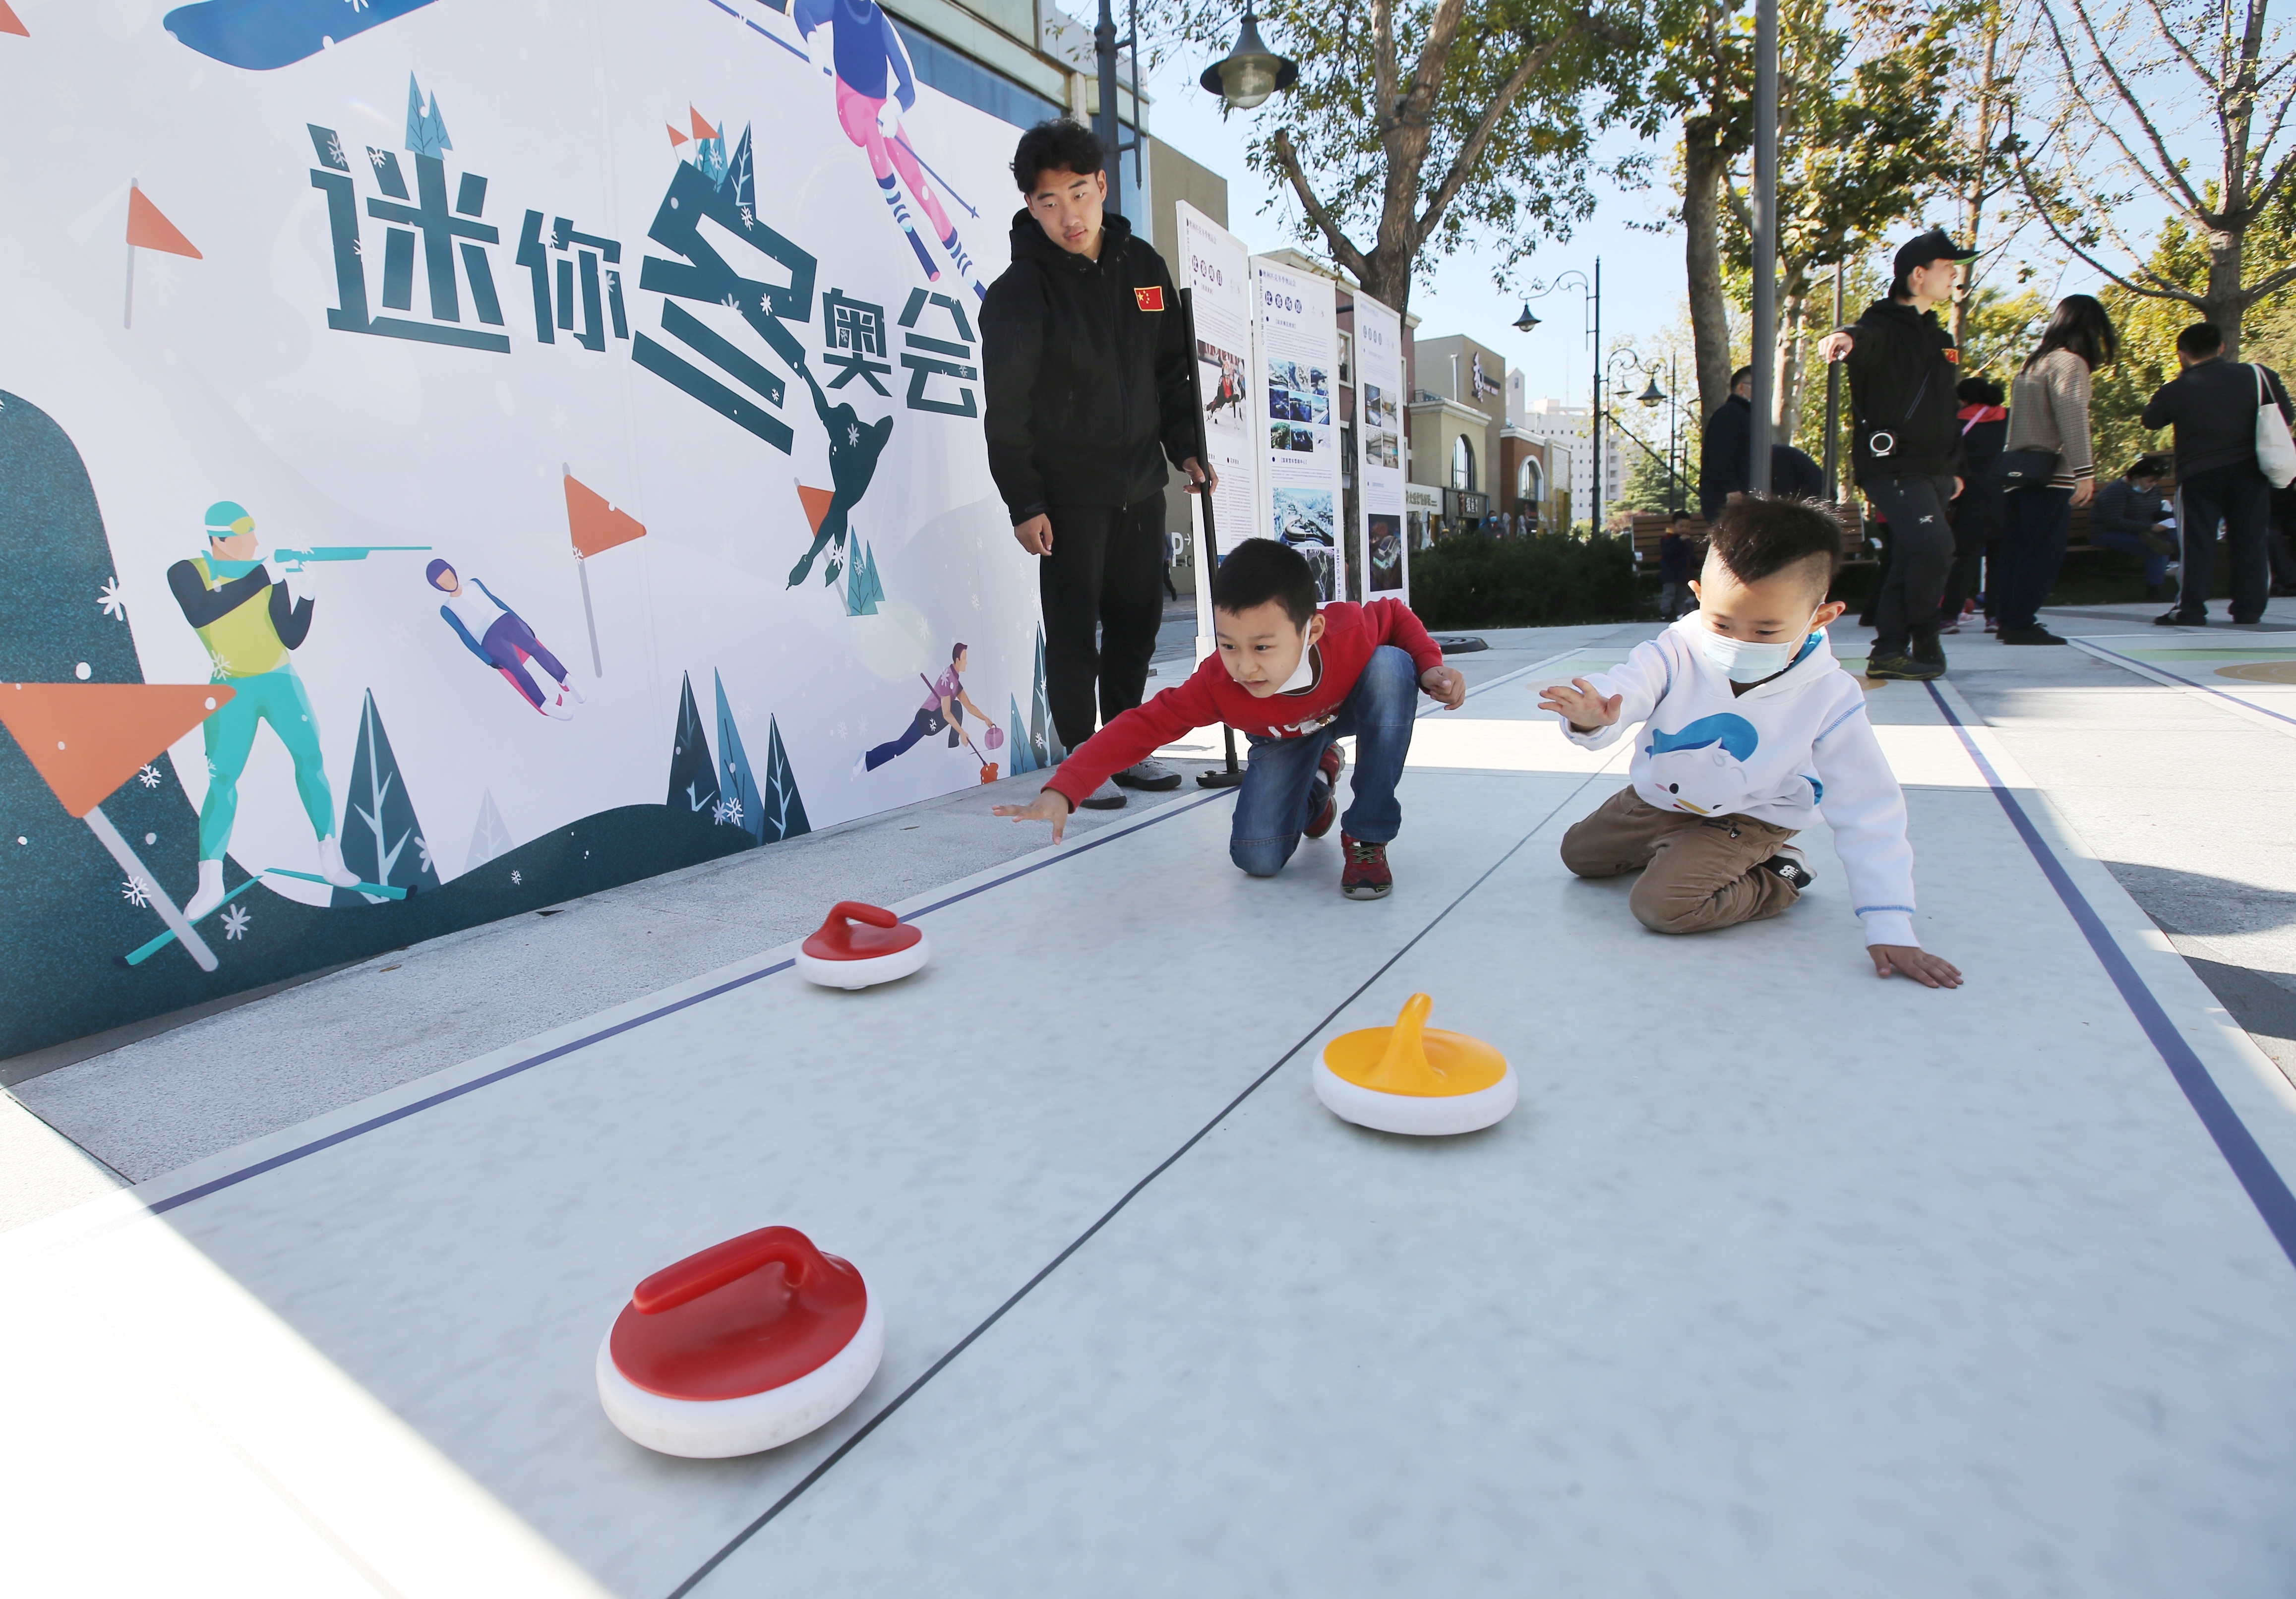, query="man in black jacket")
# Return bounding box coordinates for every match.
[981,119,1212,808]
[1816,227,1978,681]
[2143,321,2294,625]
[1697,367,1754,518]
